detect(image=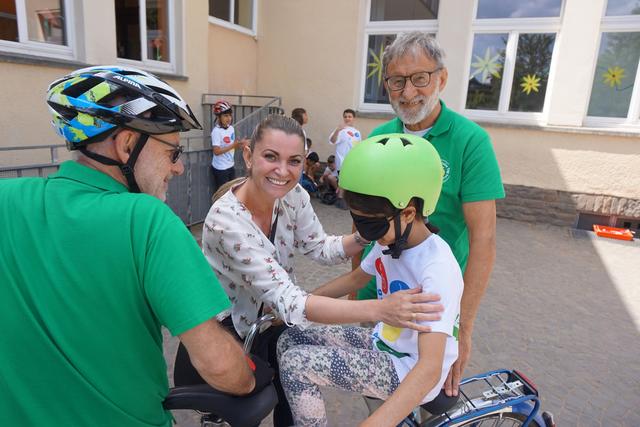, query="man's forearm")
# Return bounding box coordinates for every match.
[460,236,495,332]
